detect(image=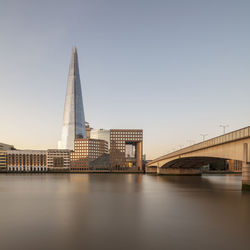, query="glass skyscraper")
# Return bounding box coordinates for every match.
[58,47,86,150]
